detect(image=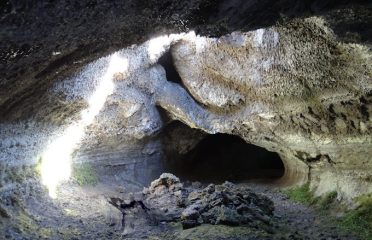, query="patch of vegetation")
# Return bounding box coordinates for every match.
[284,183,316,206]
[284,185,372,239]
[318,191,338,211]
[339,194,372,240]
[72,163,98,186]
[284,185,339,211]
